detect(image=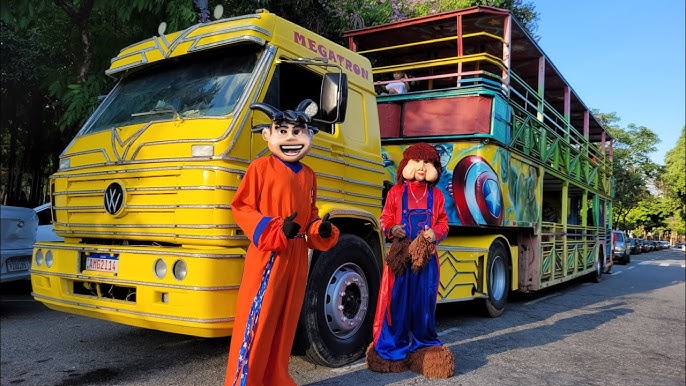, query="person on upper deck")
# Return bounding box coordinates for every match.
[385,71,410,94]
